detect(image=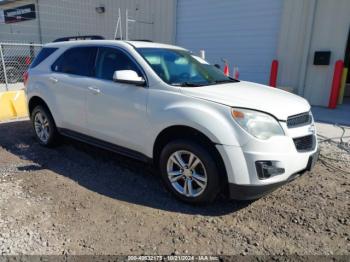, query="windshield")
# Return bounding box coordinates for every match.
[137,48,238,87]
